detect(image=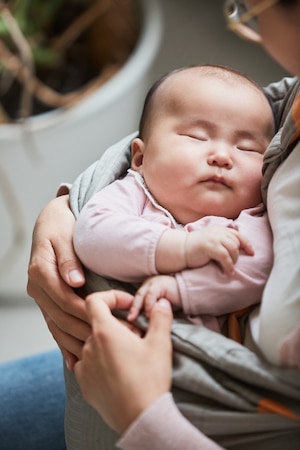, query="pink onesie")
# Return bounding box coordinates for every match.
[74,170,273,333]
